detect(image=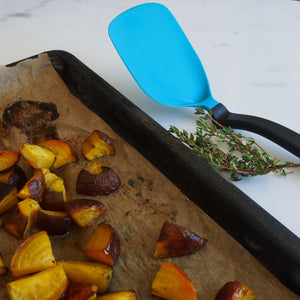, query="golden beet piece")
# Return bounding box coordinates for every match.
[64,199,106,228]
[7,265,68,300]
[82,130,114,160]
[20,143,56,169]
[0,150,20,172]
[0,165,27,190]
[41,168,67,211]
[84,222,120,267]
[151,261,197,300]
[0,252,8,275]
[37,209,71,236]
[76,162,121,196]
[65,282,98,300]
[215,281,256,300]
[154,221,207,258]
[4,198,41,239]
[17,169,46,203]
[98,290,137,300]
[9,230,56,278]
[39,139,78,170]
[57,260,112,294]
[0,182,18,216]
